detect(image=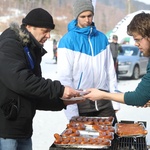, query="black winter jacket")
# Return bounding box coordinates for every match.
[0,23,65,138]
